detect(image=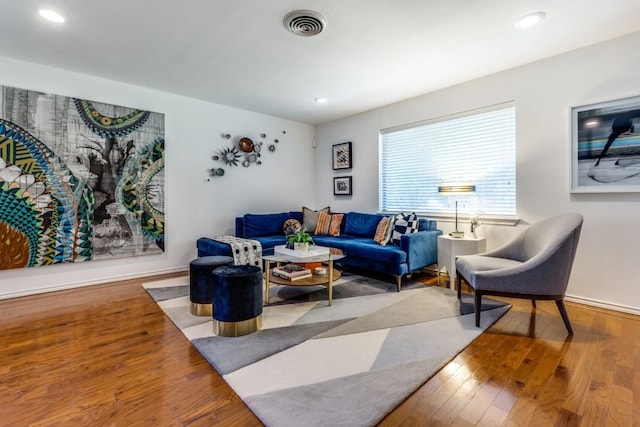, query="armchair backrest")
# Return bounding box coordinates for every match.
[489,213,582,261]
[521,213,583,263]
[487,213,583,295]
